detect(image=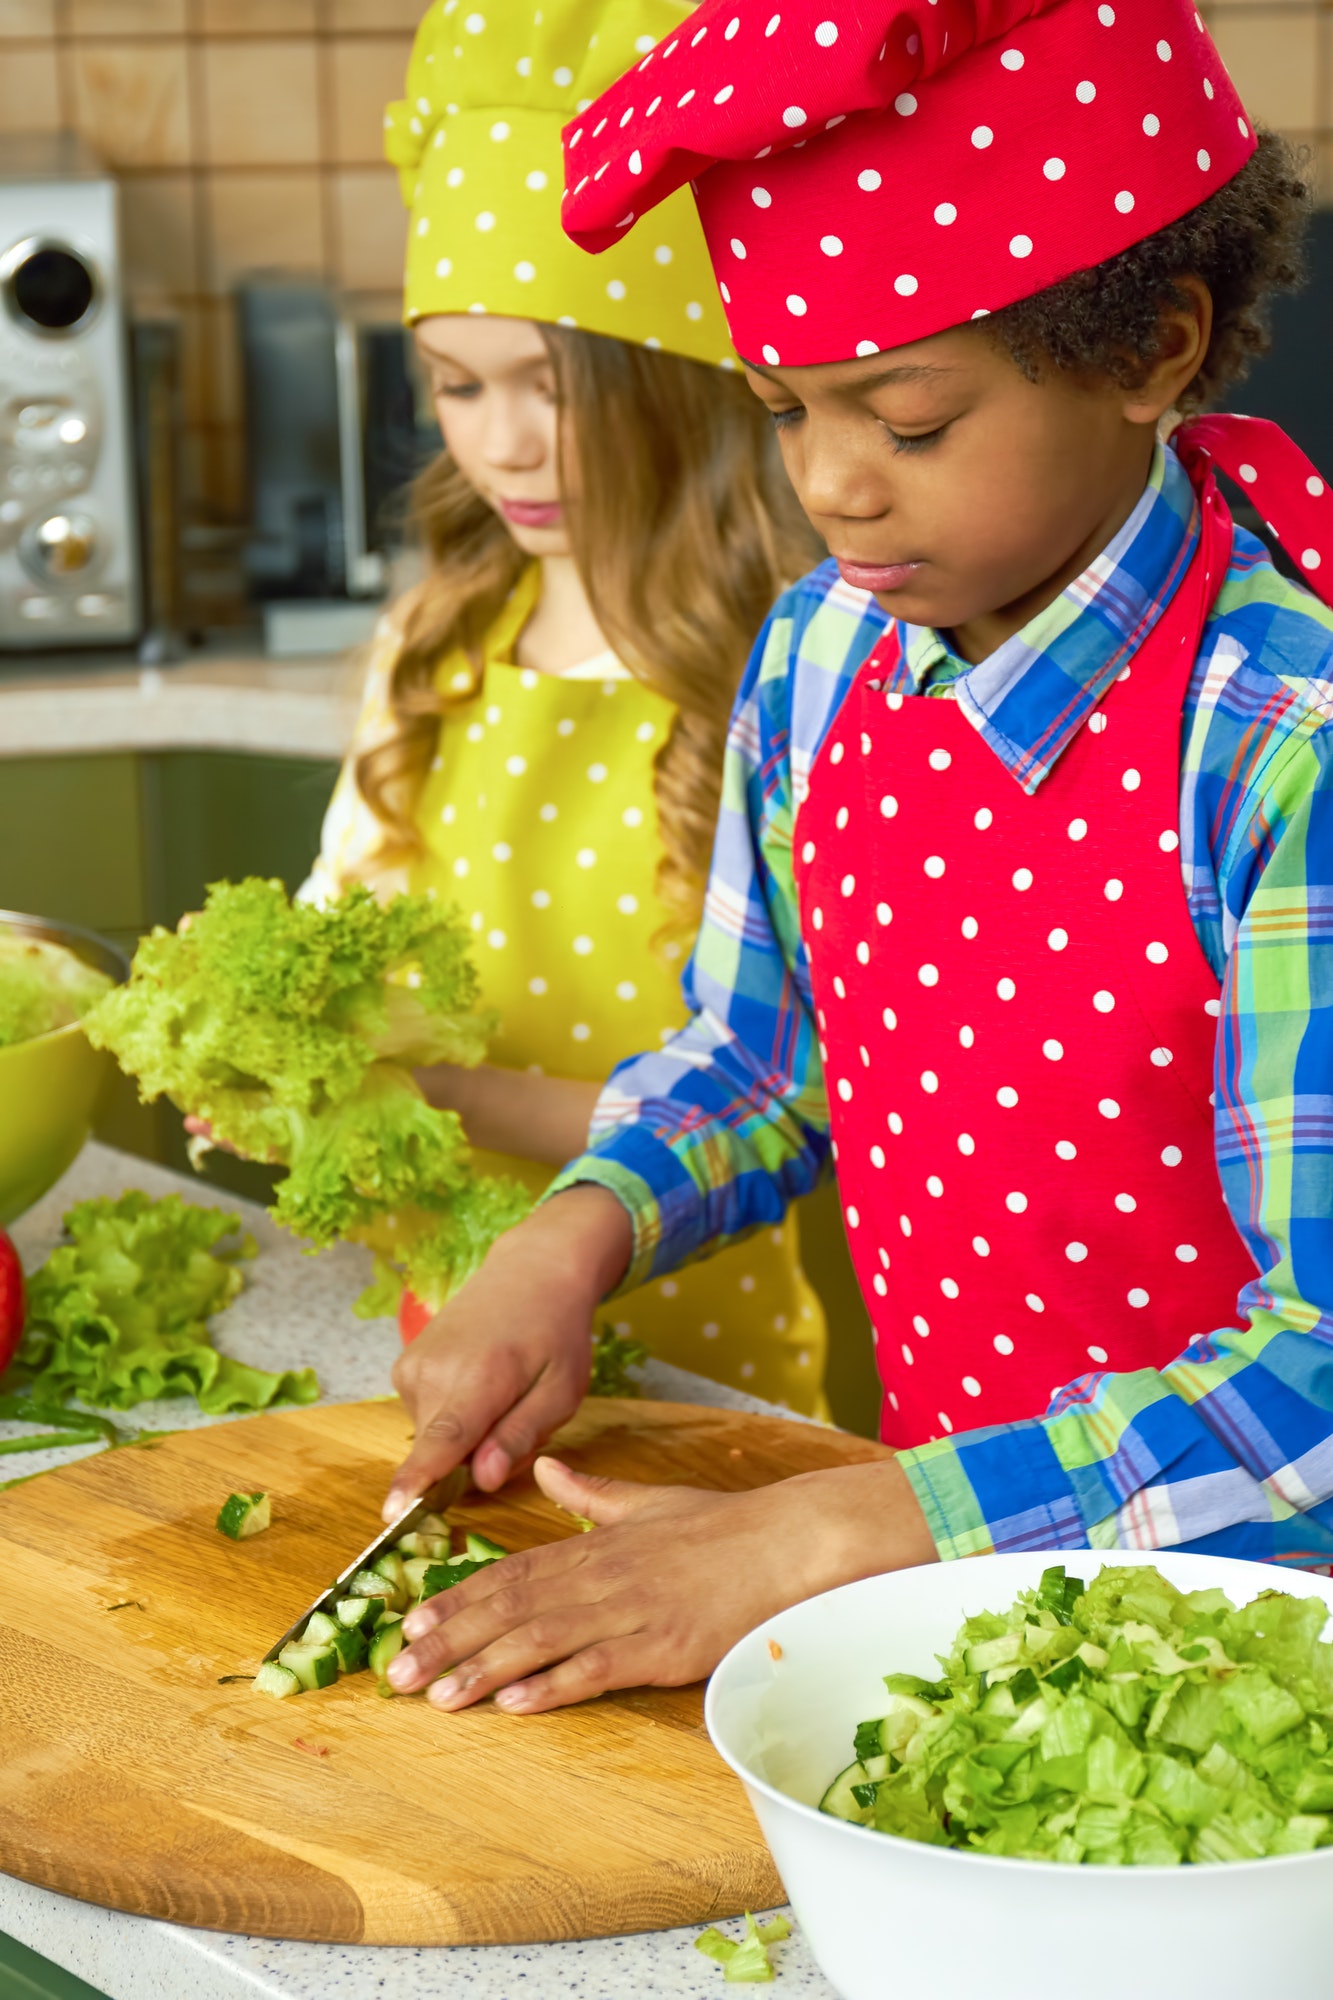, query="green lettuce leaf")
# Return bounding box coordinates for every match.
[11,1191,317,1415]
[694,1913,790,1983]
